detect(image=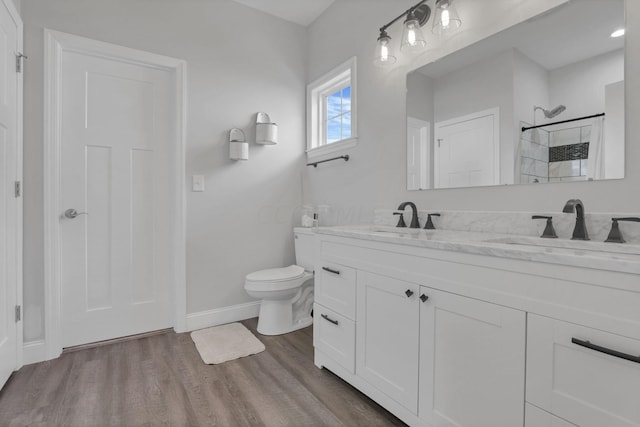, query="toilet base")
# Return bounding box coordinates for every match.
[257,314,312,336]
[255,283,314,336]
